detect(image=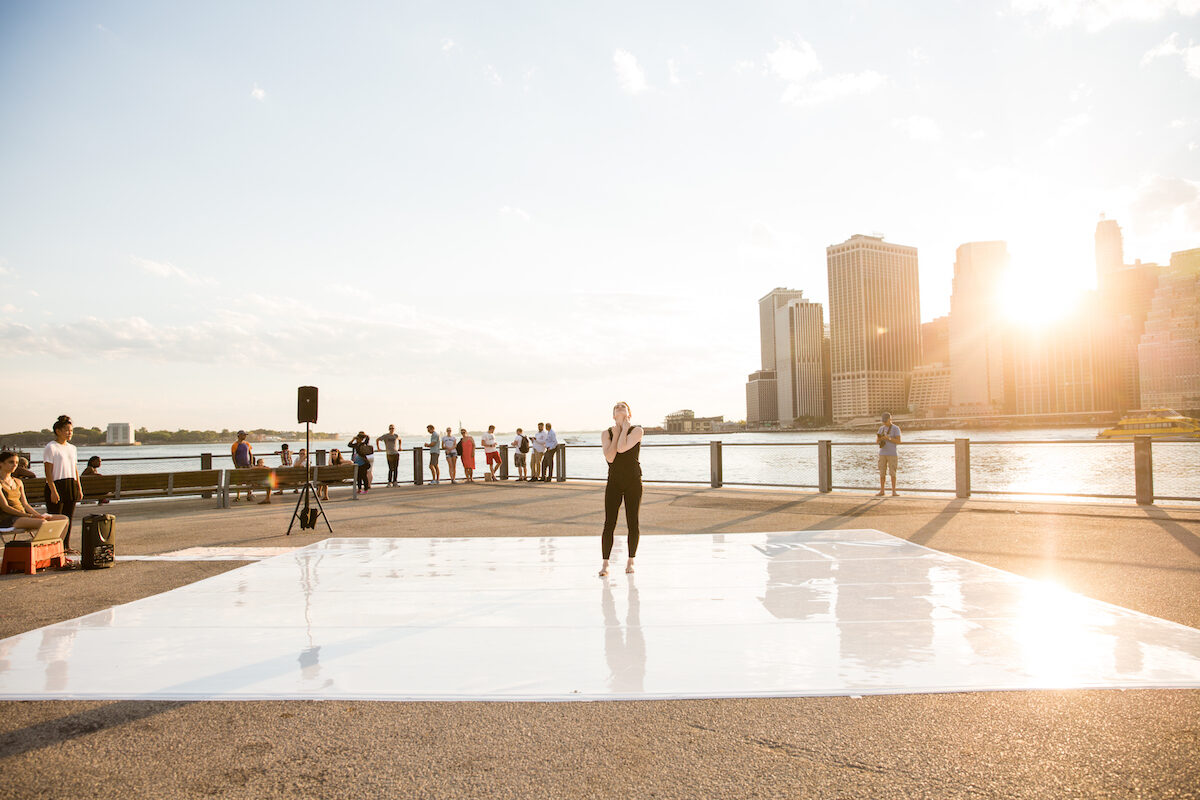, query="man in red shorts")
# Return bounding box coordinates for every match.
[482,425,501,481]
